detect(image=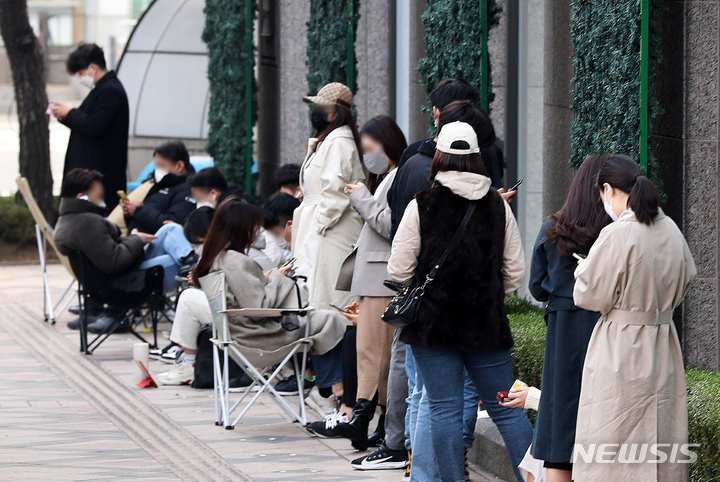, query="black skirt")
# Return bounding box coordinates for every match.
[530,308,600,463]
